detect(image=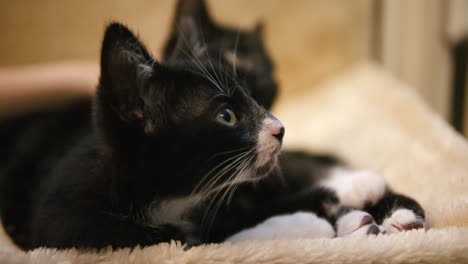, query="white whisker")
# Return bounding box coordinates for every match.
[192,149,249,195]
[233,30,240,77]
[200,149,256,236]
[197,150,252,198]
[176,29,225,93]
